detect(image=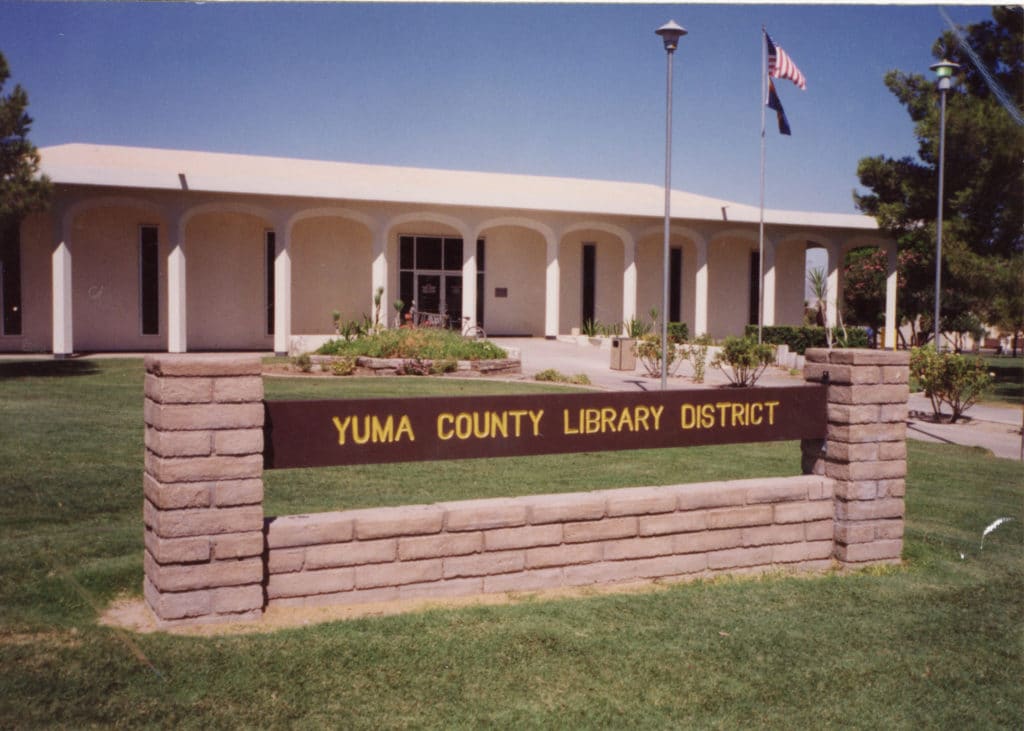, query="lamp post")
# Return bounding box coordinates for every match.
[930,58,959,352]
[656,20,687,390]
